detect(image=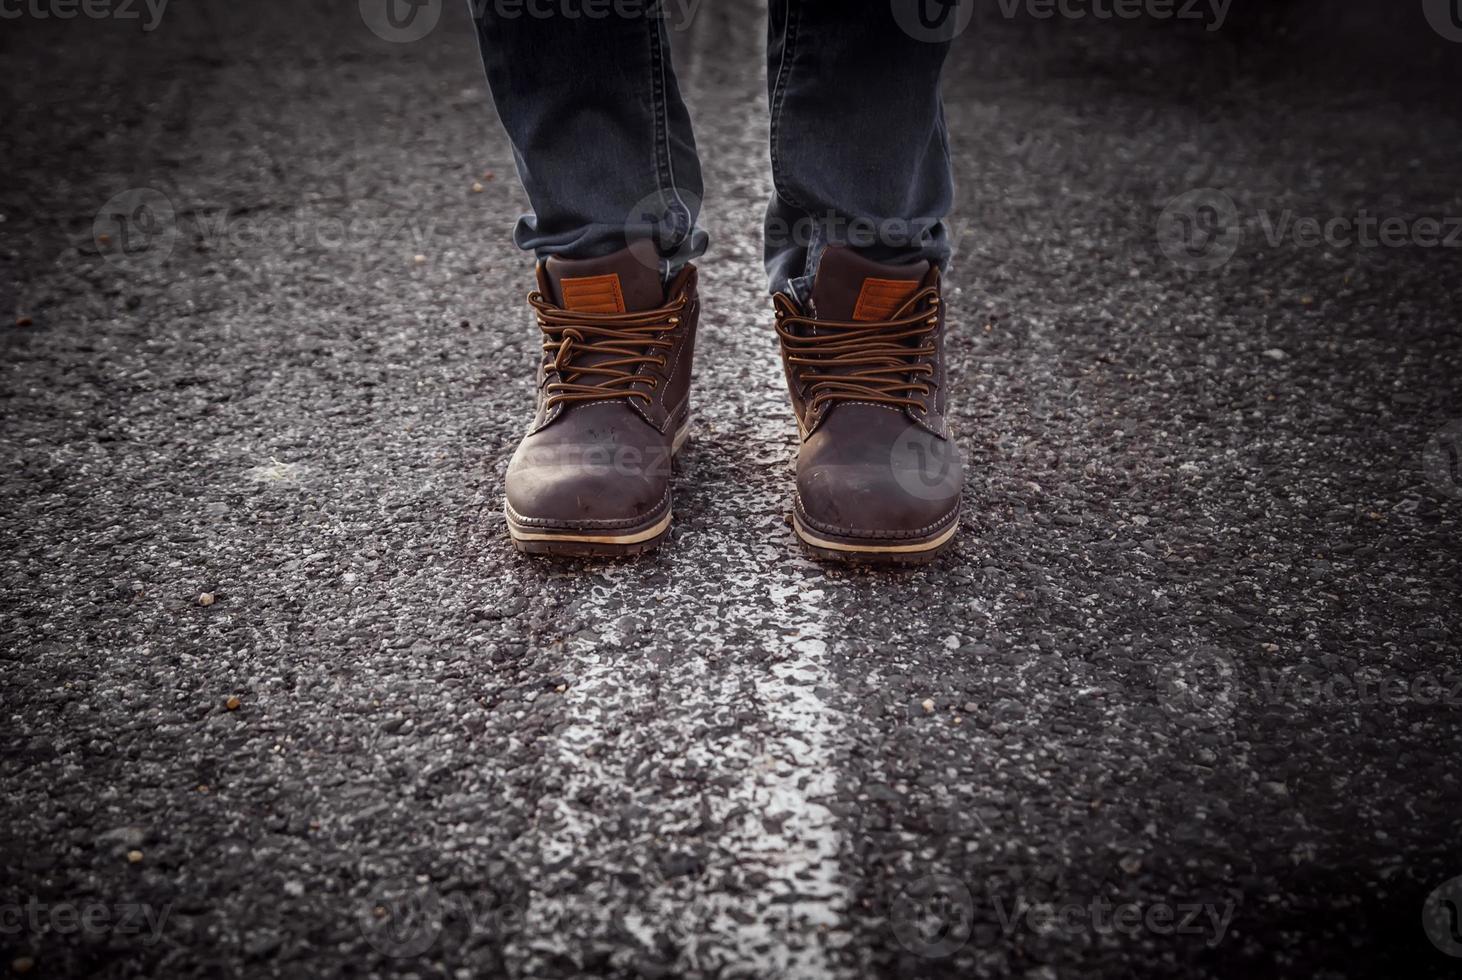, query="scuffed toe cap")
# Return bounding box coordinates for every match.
[505,409,672,530]
[795,407,963,539]
[506,460,669,530]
